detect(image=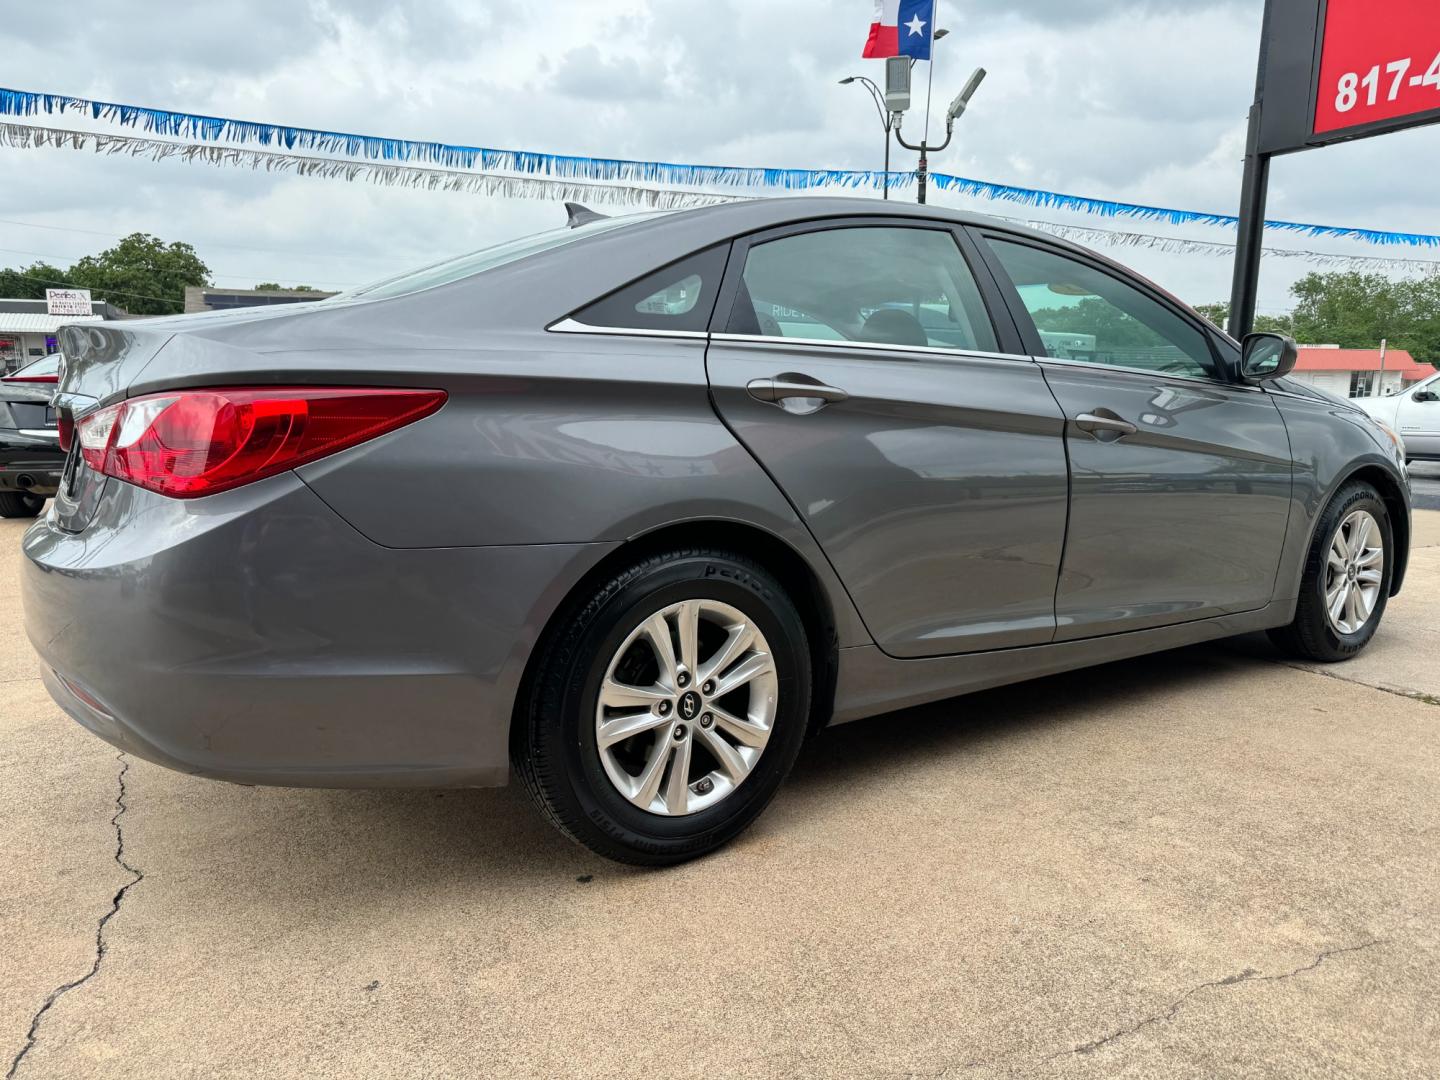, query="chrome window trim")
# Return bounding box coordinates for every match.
[709,331,1034,365]
[546,317,708,341]
[1036,355,1263,394]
